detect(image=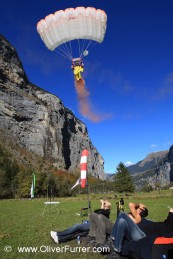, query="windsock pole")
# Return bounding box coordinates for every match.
[86,178,91,215]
